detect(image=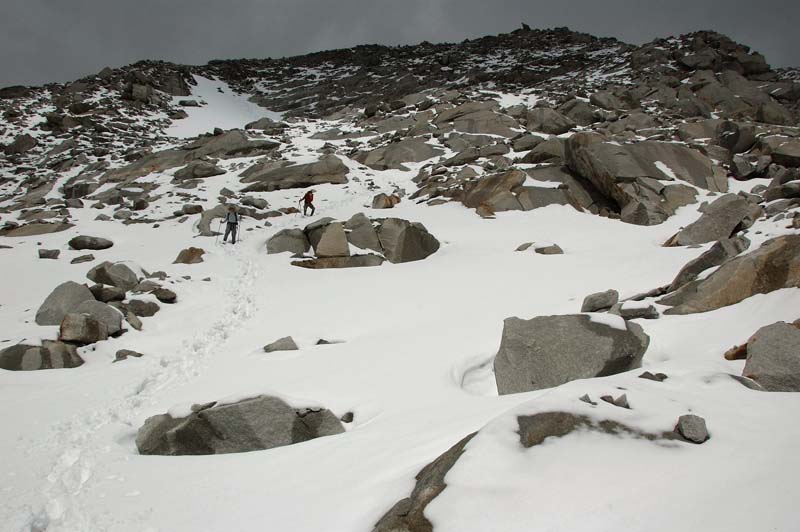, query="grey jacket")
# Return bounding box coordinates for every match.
[225,212,239,224]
